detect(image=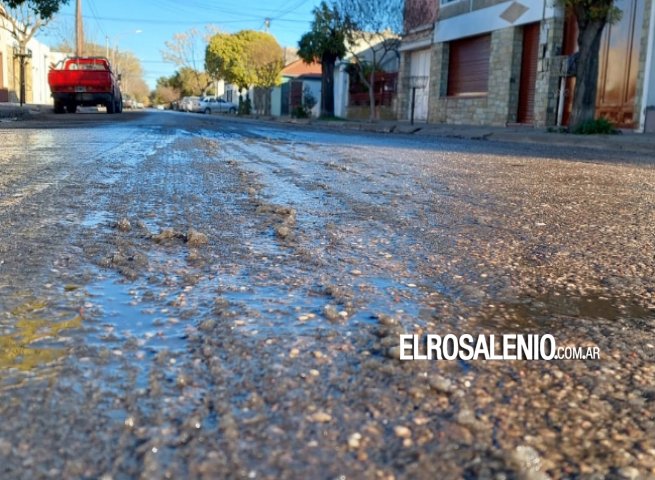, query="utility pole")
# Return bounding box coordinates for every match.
[76,0,83,56]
